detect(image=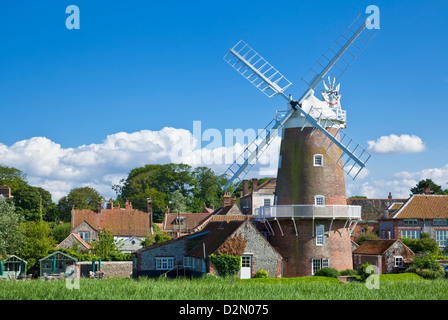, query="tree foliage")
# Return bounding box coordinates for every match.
[0,197,26,257]
[21,221,57,271]
[410,178,448,195]
[57,187,102,222]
